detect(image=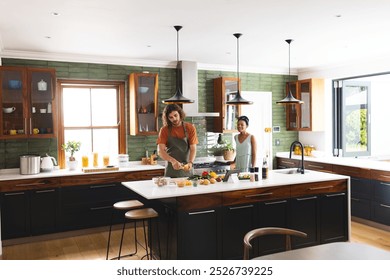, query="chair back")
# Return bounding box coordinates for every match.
[243,227,307,260]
